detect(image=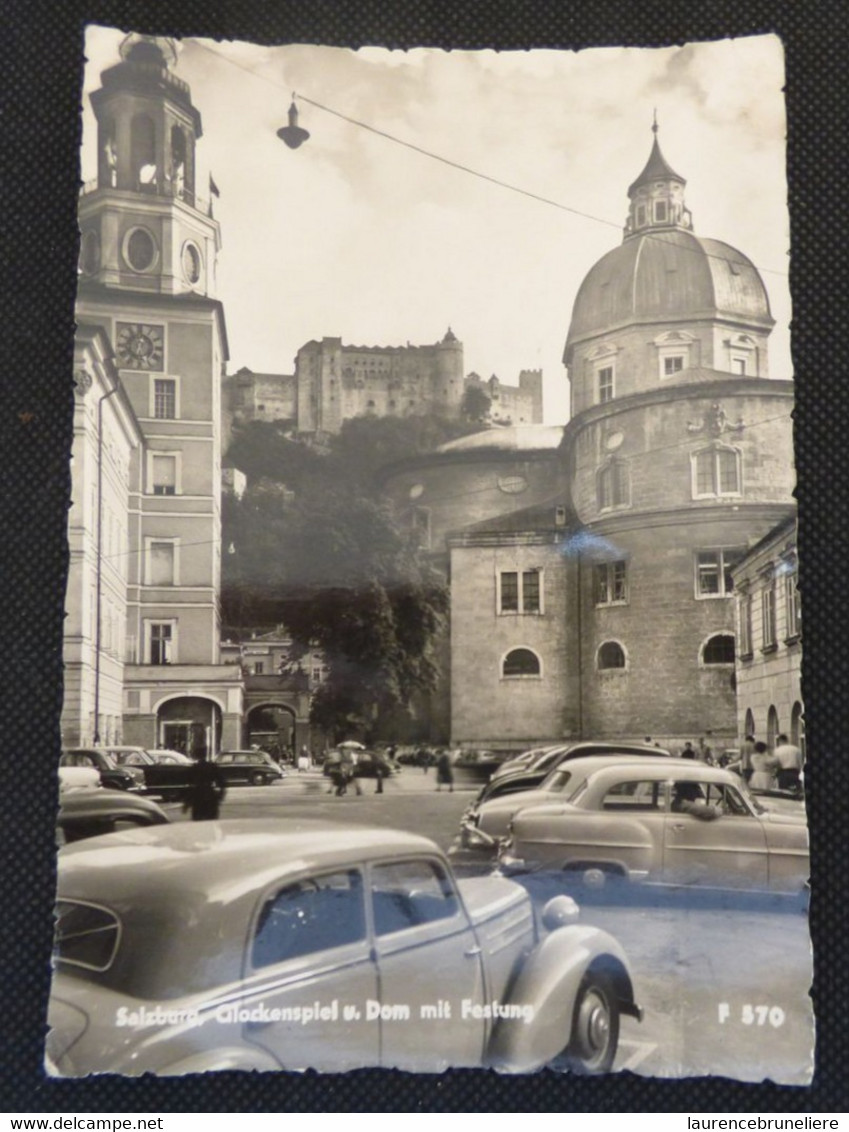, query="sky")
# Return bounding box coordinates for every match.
[80,29,791,425]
